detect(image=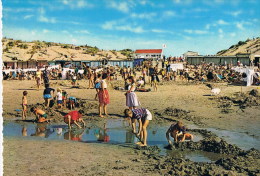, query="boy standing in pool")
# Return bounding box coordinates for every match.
[124,108,152,147]
[22,91,28,120]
